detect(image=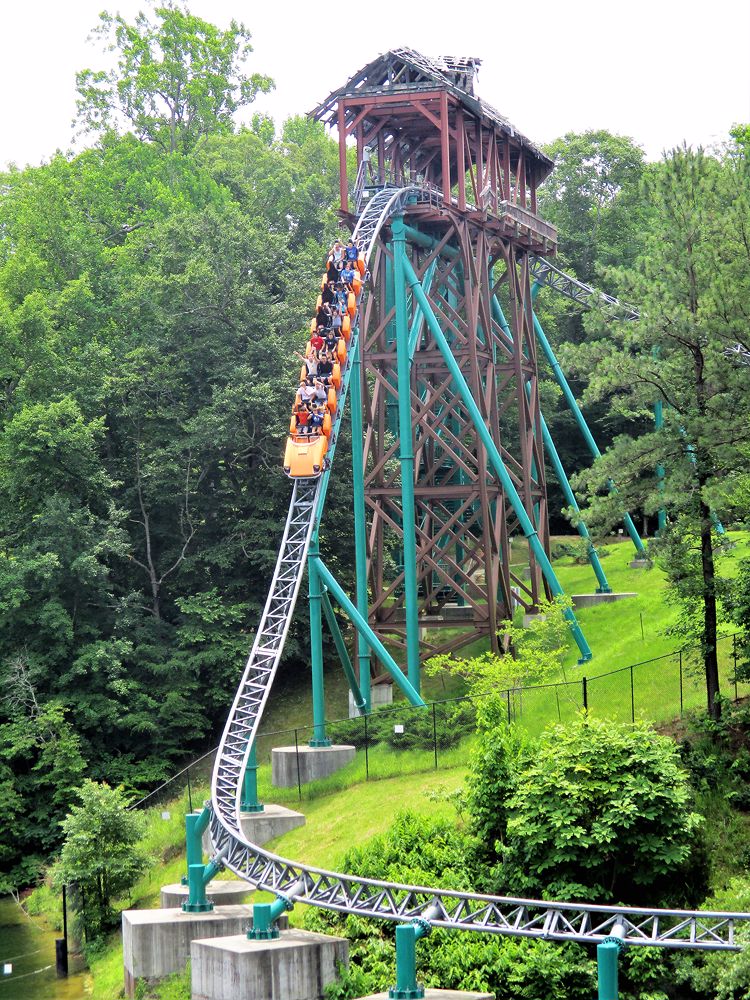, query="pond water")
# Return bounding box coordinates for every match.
[0,896,90,1000]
